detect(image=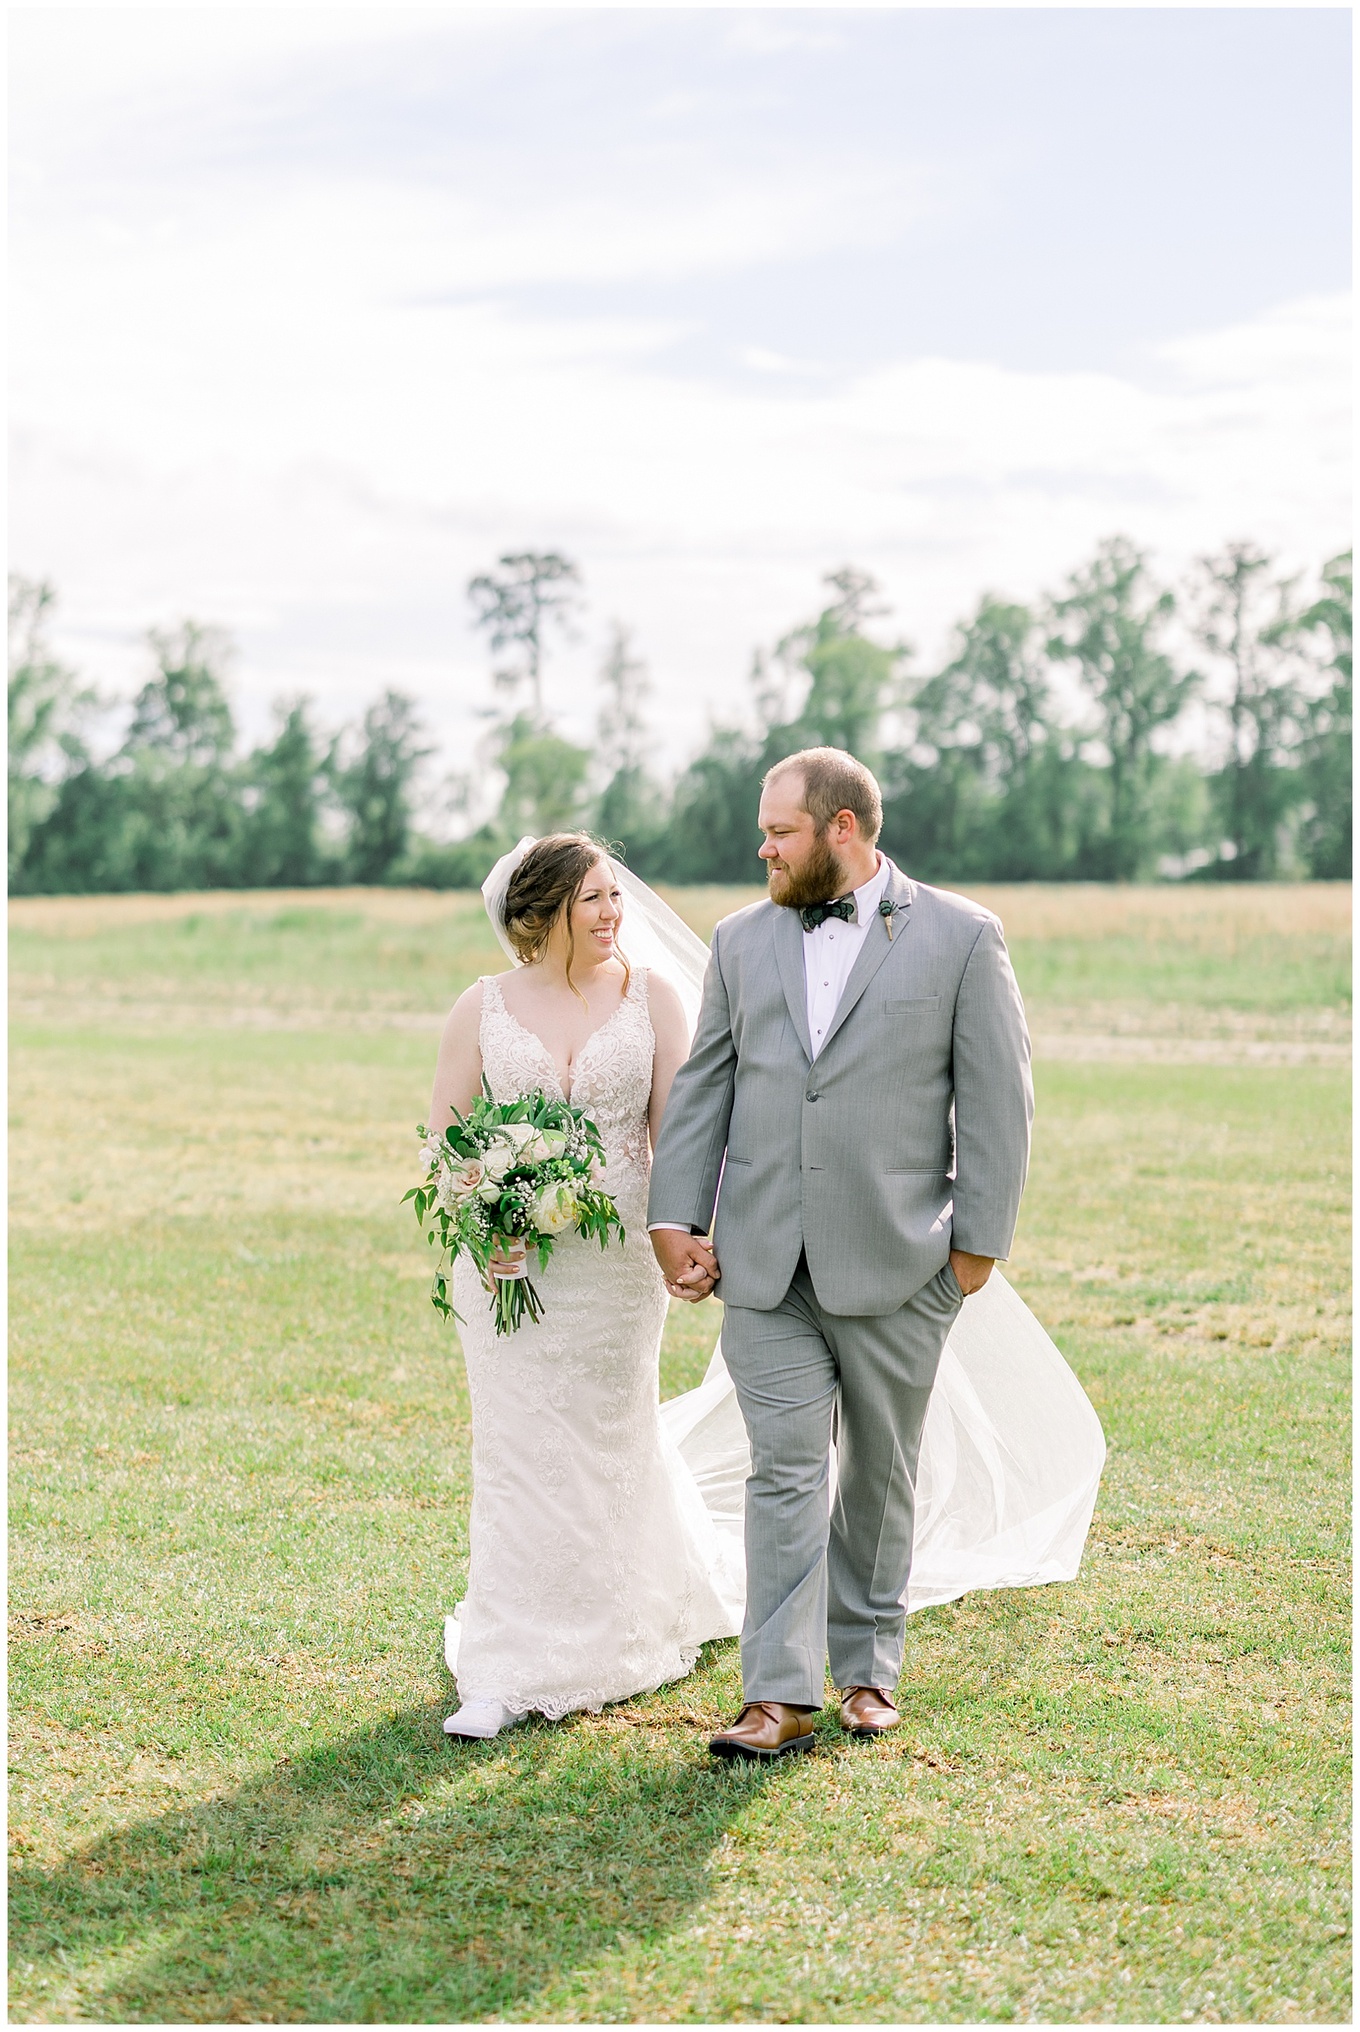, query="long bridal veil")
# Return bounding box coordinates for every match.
[480,839,1106,1621]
